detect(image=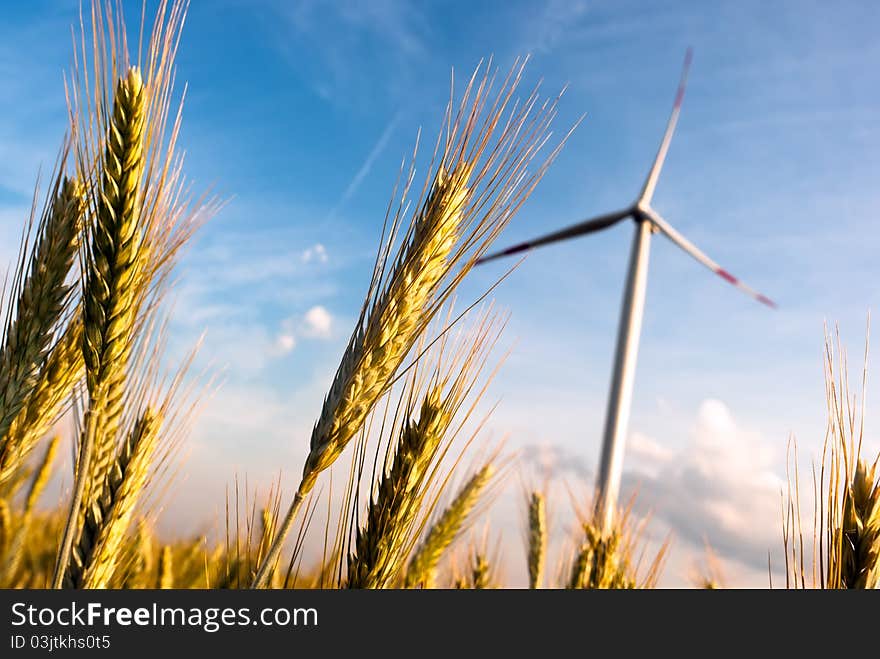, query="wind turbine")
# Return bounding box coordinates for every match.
[477,49,776,535]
